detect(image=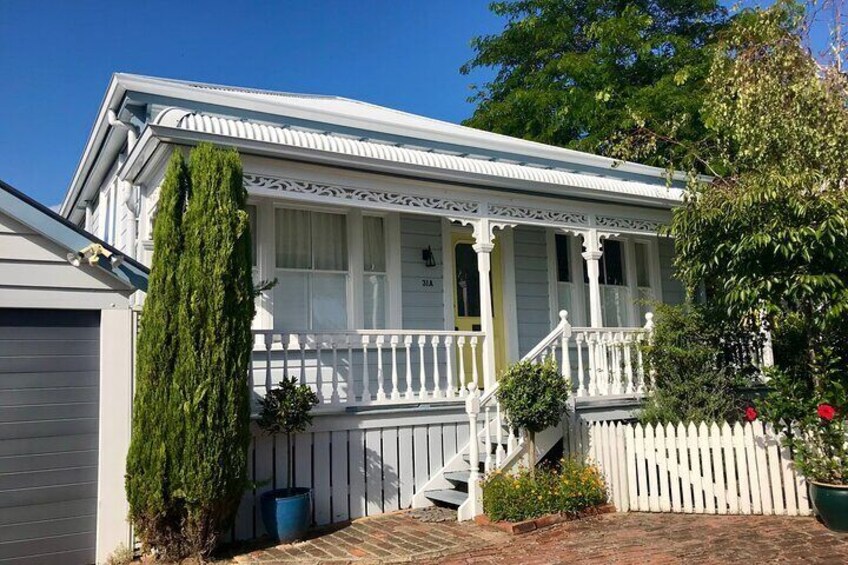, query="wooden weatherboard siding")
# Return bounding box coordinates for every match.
[400,215,445,331]
[0,212,129,310]
[513,226,551,356]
